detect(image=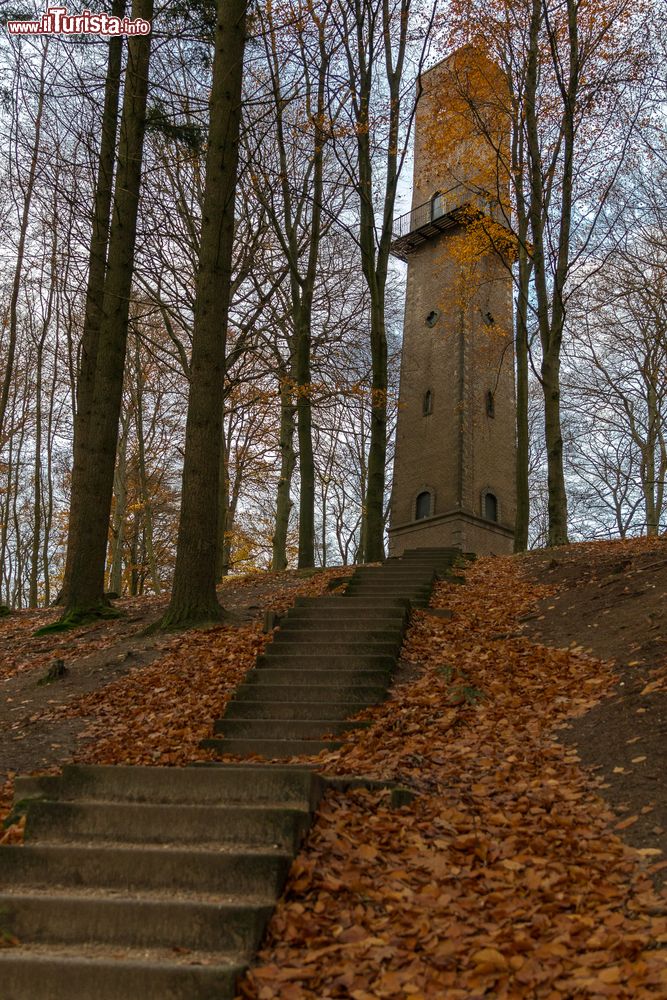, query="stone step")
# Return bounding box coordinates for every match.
[351,567,435,575]
[0,890,272,953]
[402,547,460,554]
[261,639,400,655]
[398,557,457,563]
[295,595,410,608]
[0,844,292,898]
[2,764,329,999]
[285,605,408,621]
[345,579,433,589]
[214,718,370,740]
[22,799,311,851]
[350,584,432,607]
[345,583,430,592]
[14,764,318,808]
[223,699,374,721]
[272,624,404,640]
[0,950,244,1000]
[244,666,391,685]
[342,592,429,601]
[201,737,341,757]
[231,683,388,703]
[351,568,436,579]
[396,565,456,574]
[398,552,460,567]
[254,653,394,671]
